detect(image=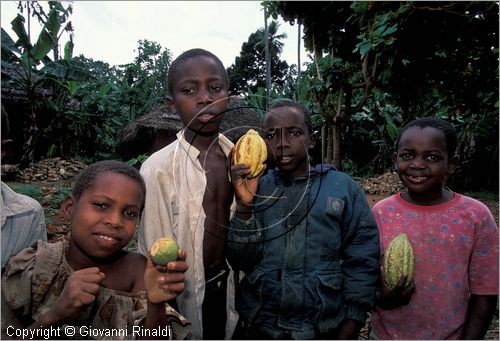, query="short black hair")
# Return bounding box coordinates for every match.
[167,48,228,96]
[394,117,457,157]
[72,160,146,212]
[266,98,314,133]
